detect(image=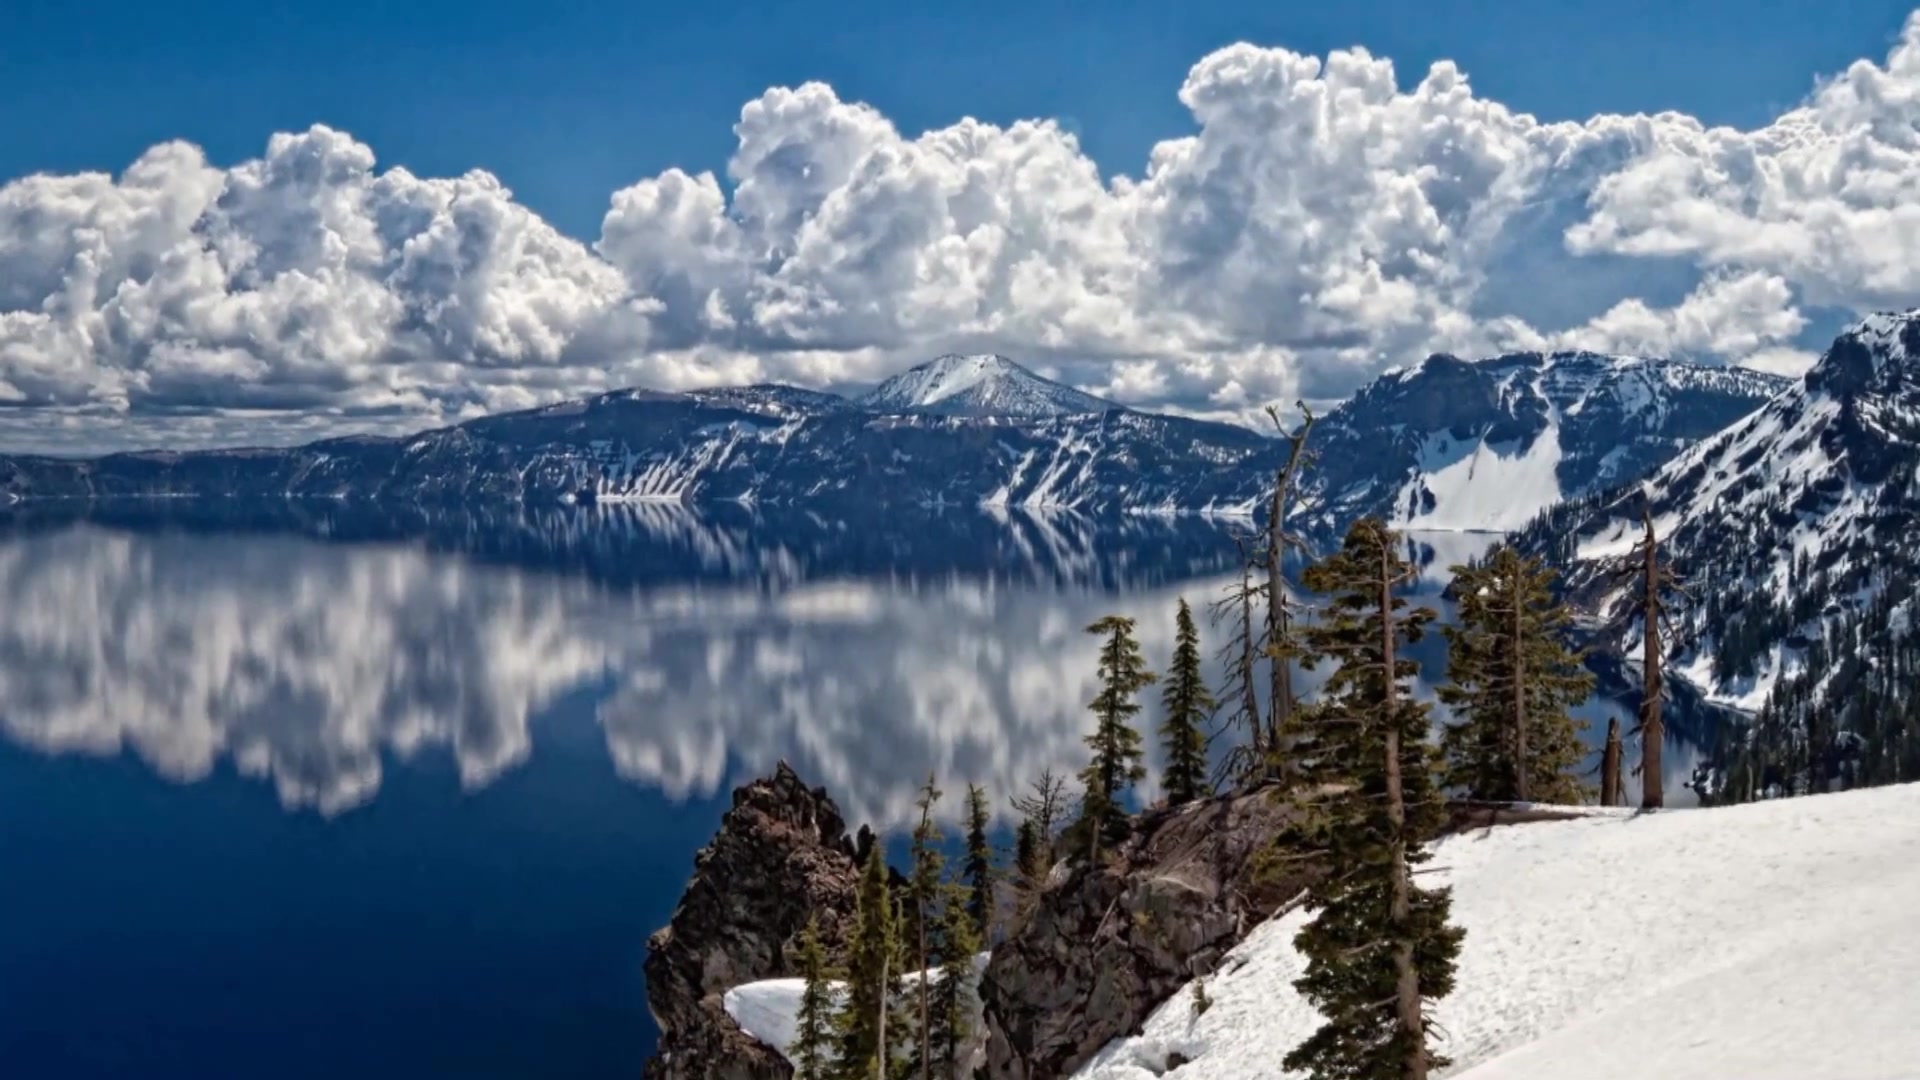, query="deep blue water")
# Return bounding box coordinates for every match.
[0,503,1700,1078]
